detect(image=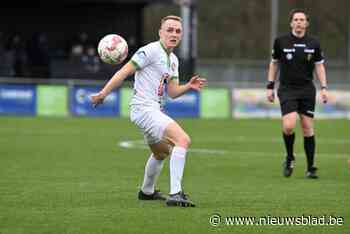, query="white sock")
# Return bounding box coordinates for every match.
[170,146,187,195]
[141,154,164,195]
